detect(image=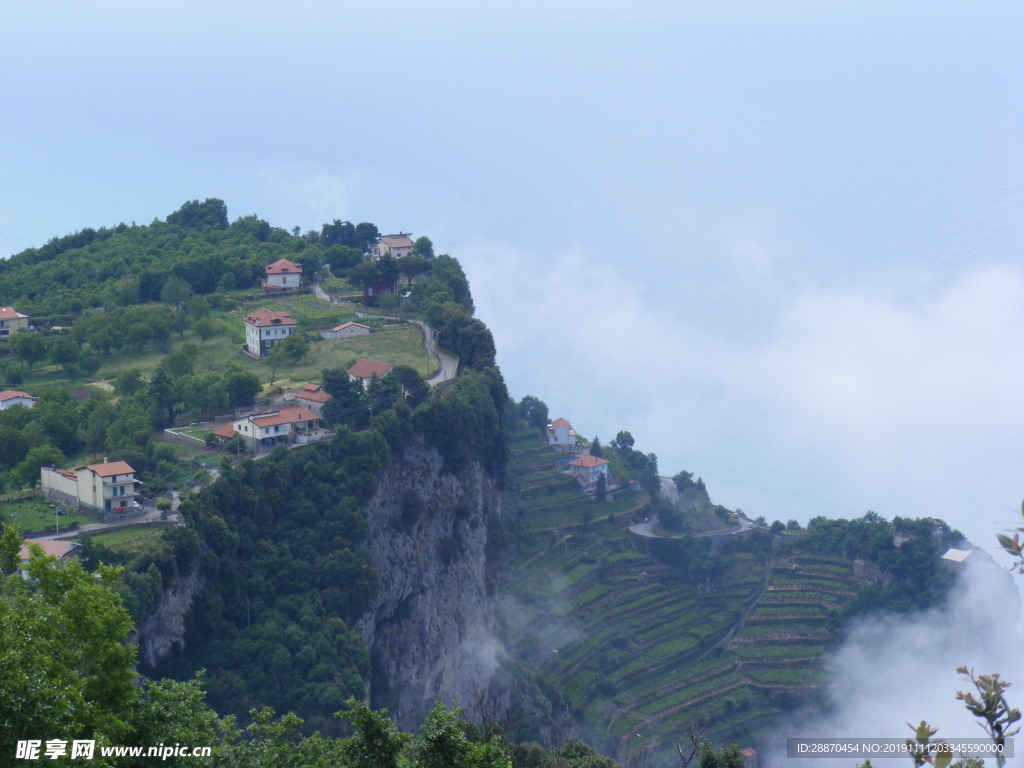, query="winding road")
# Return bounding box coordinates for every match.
[312,281,458,385]
[627,477,757,540]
